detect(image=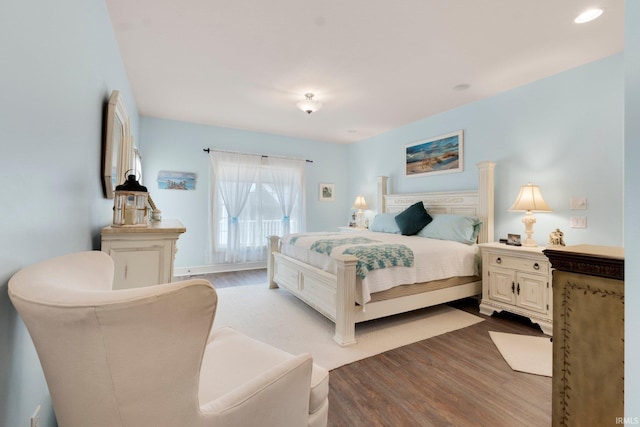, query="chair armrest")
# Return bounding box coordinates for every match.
[199,353,313,426]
